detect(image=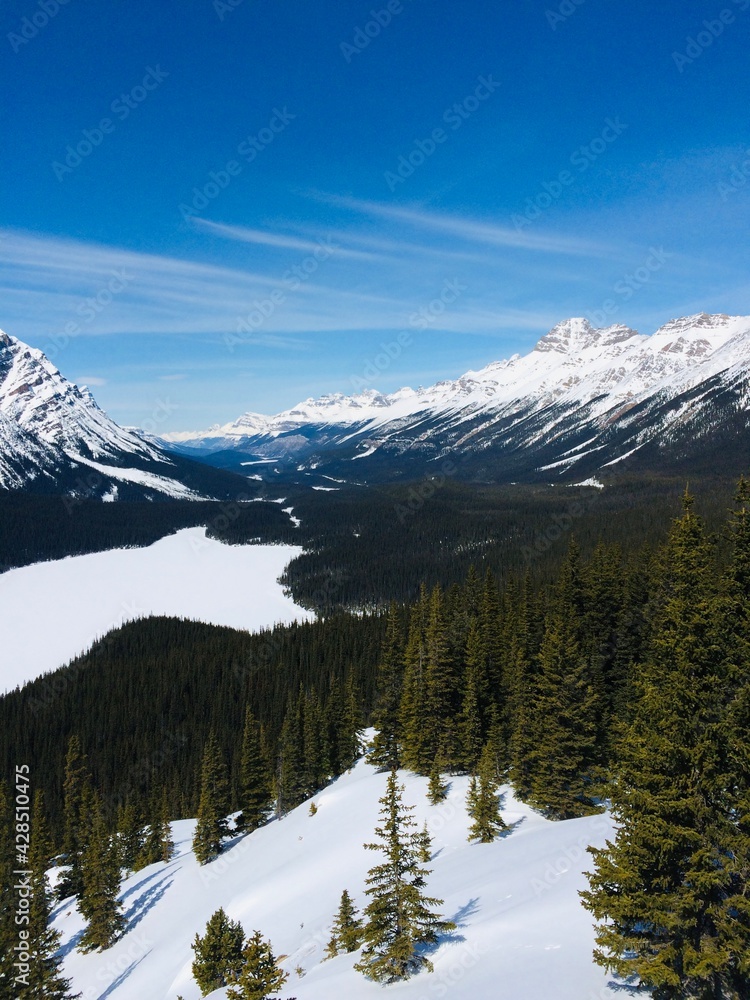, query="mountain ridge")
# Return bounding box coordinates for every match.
[161,312,750,484]
[0,328,257,500]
